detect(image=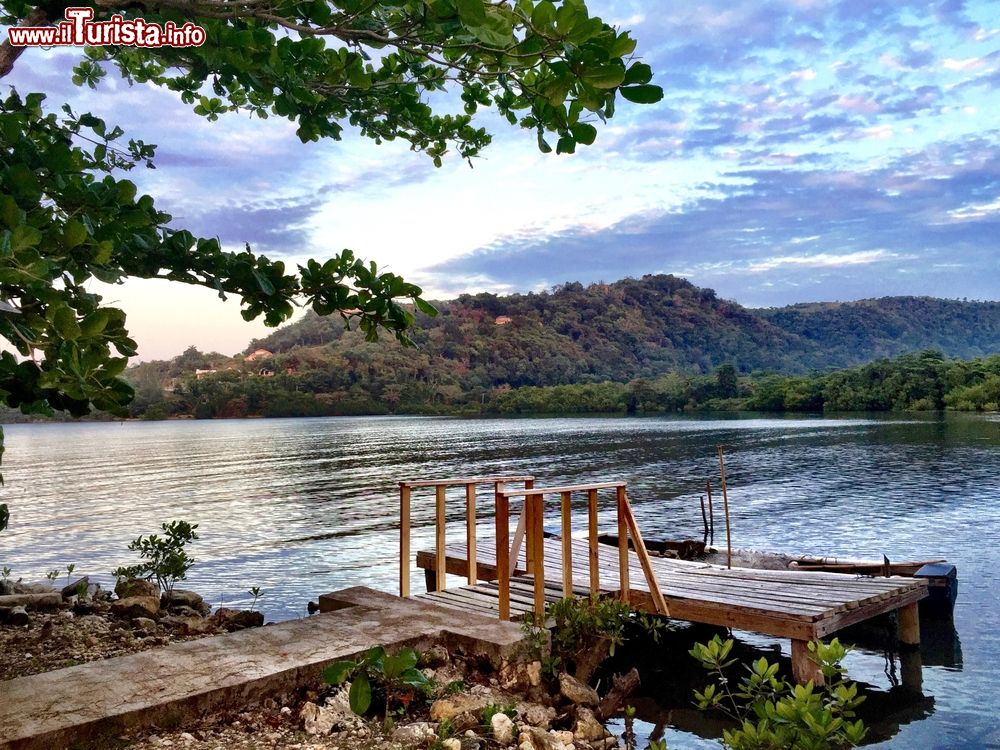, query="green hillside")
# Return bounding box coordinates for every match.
[123,274,1000,418]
